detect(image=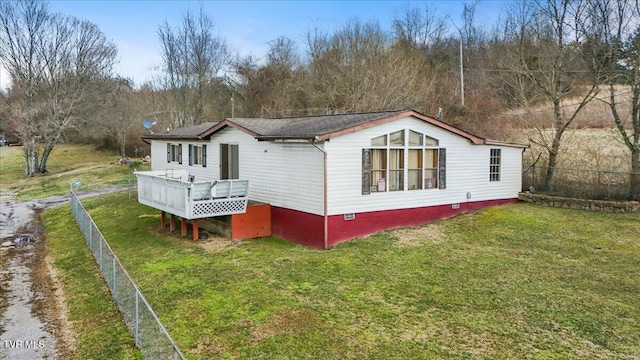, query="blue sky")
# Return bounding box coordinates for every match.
[0,1,508,89]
